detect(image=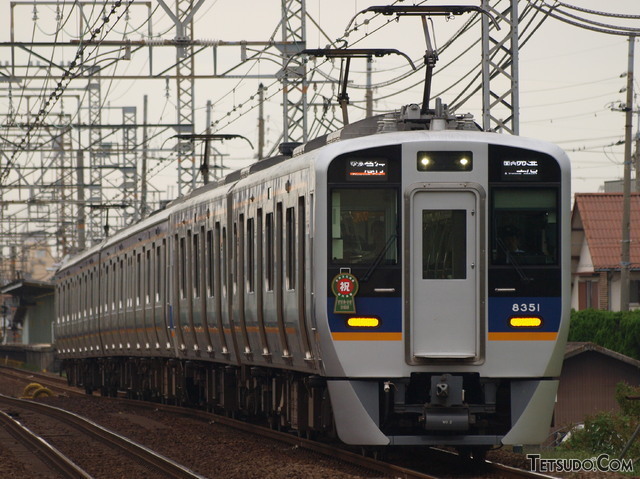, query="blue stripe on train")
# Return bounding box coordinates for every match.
[327,297,402,333]
[488,297,562,333]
